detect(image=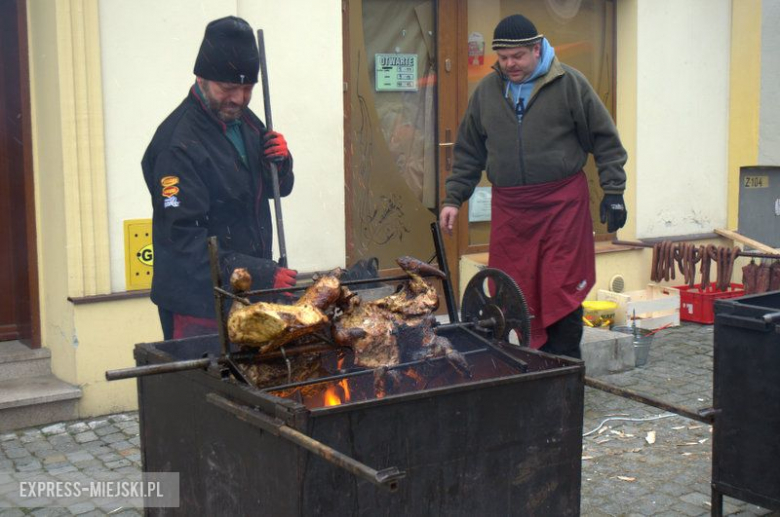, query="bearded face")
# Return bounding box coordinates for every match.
[199,78,254,122]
